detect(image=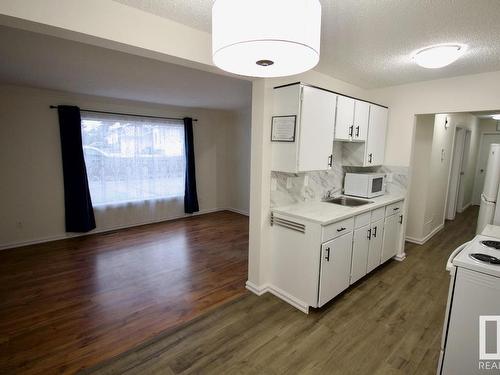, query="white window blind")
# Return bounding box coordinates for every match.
[81,112,186,206]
